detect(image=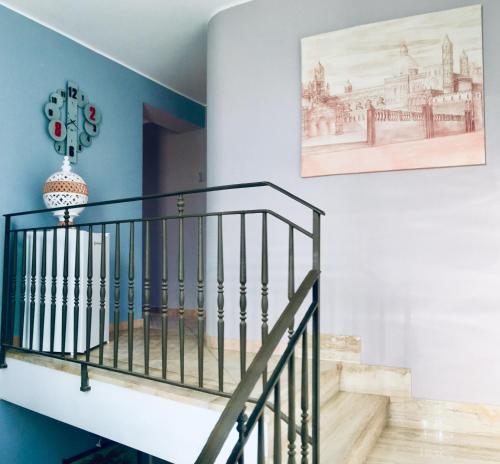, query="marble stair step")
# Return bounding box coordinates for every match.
[320,391,389,464]
[366,427,500,464]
